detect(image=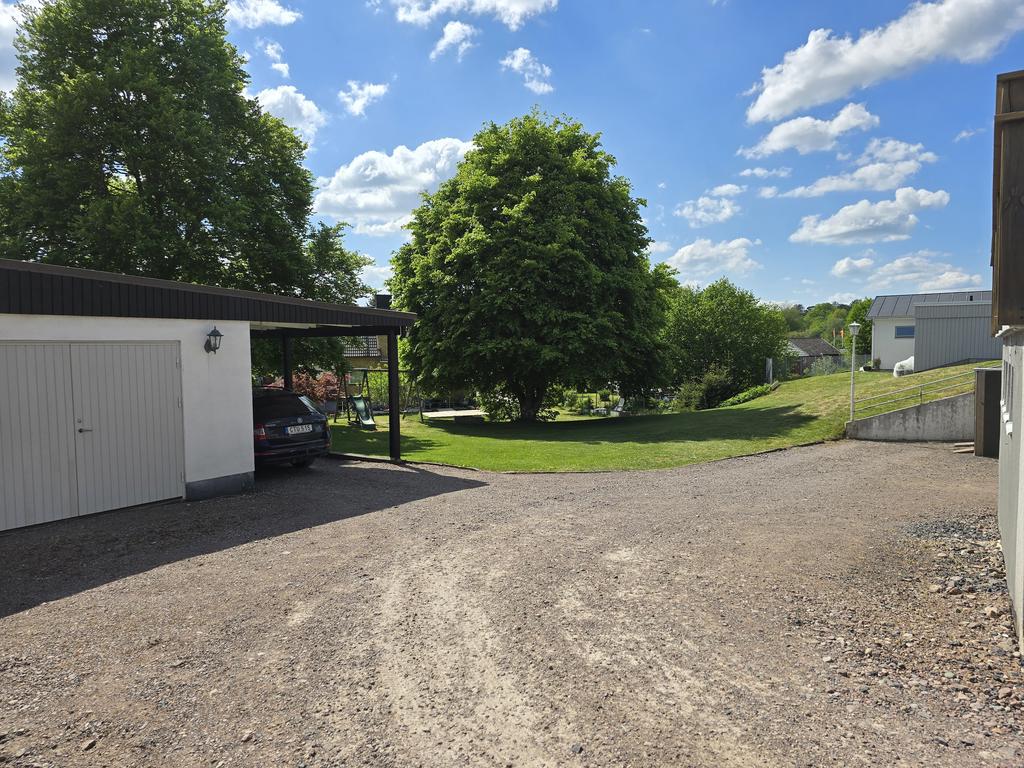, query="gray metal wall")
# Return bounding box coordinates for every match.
[914,301,1001,371]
